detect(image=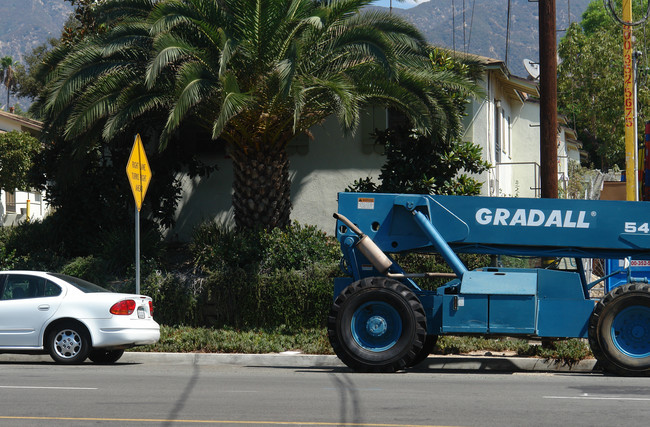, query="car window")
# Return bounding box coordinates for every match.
[0,274,55,300]
[44,280,62,297]
[48,273,110,293]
